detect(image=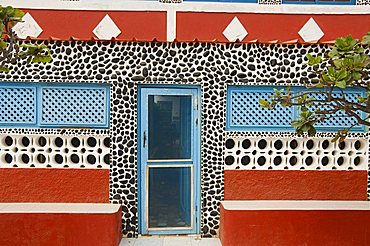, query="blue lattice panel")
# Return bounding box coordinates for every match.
[40,87,108,127]
[228,88,295,130]
[0,86,36,125]
[308,90,365,131]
